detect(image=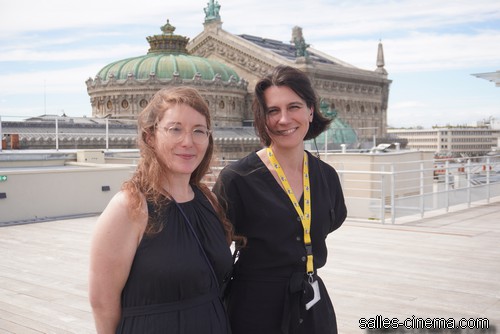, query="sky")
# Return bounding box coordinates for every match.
[0,0,499,128]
